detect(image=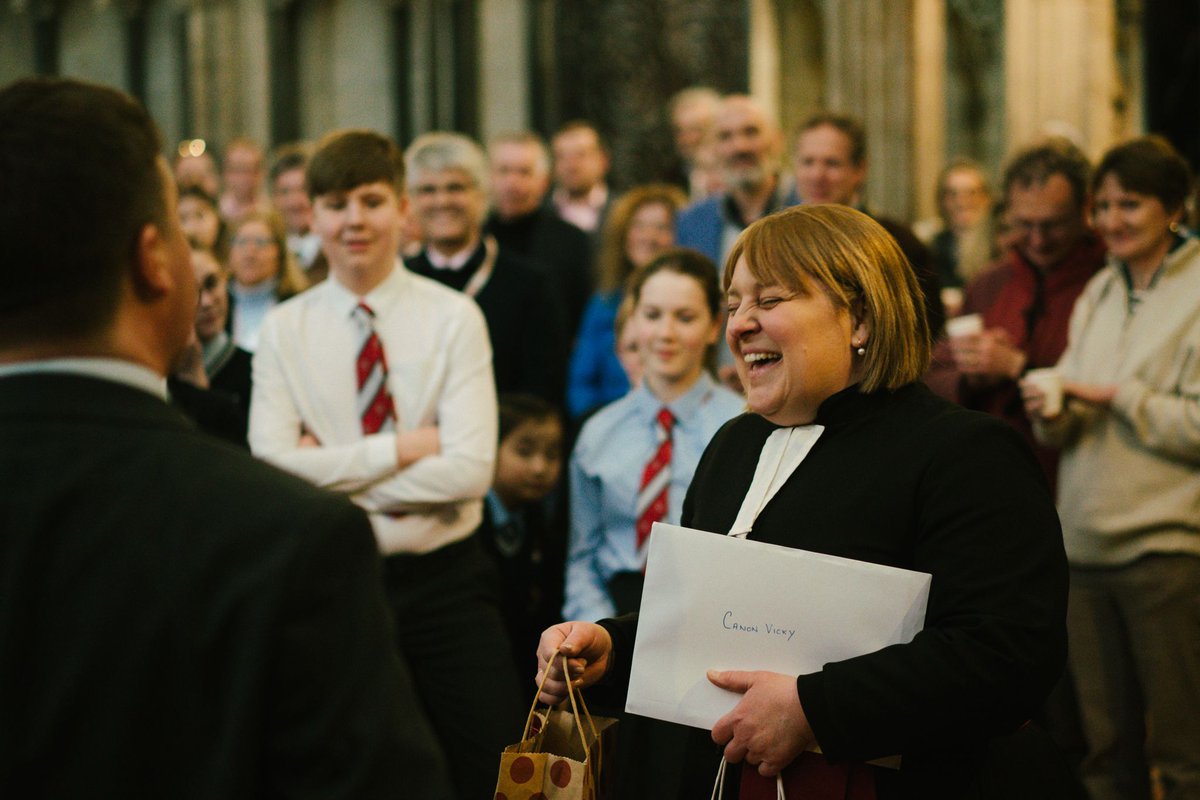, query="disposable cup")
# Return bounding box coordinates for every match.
[945,313,983,340]
[1024,368,1064,417]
